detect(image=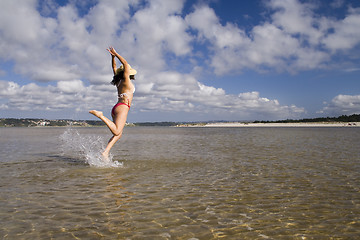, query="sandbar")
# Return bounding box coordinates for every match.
[178,122,360,127]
